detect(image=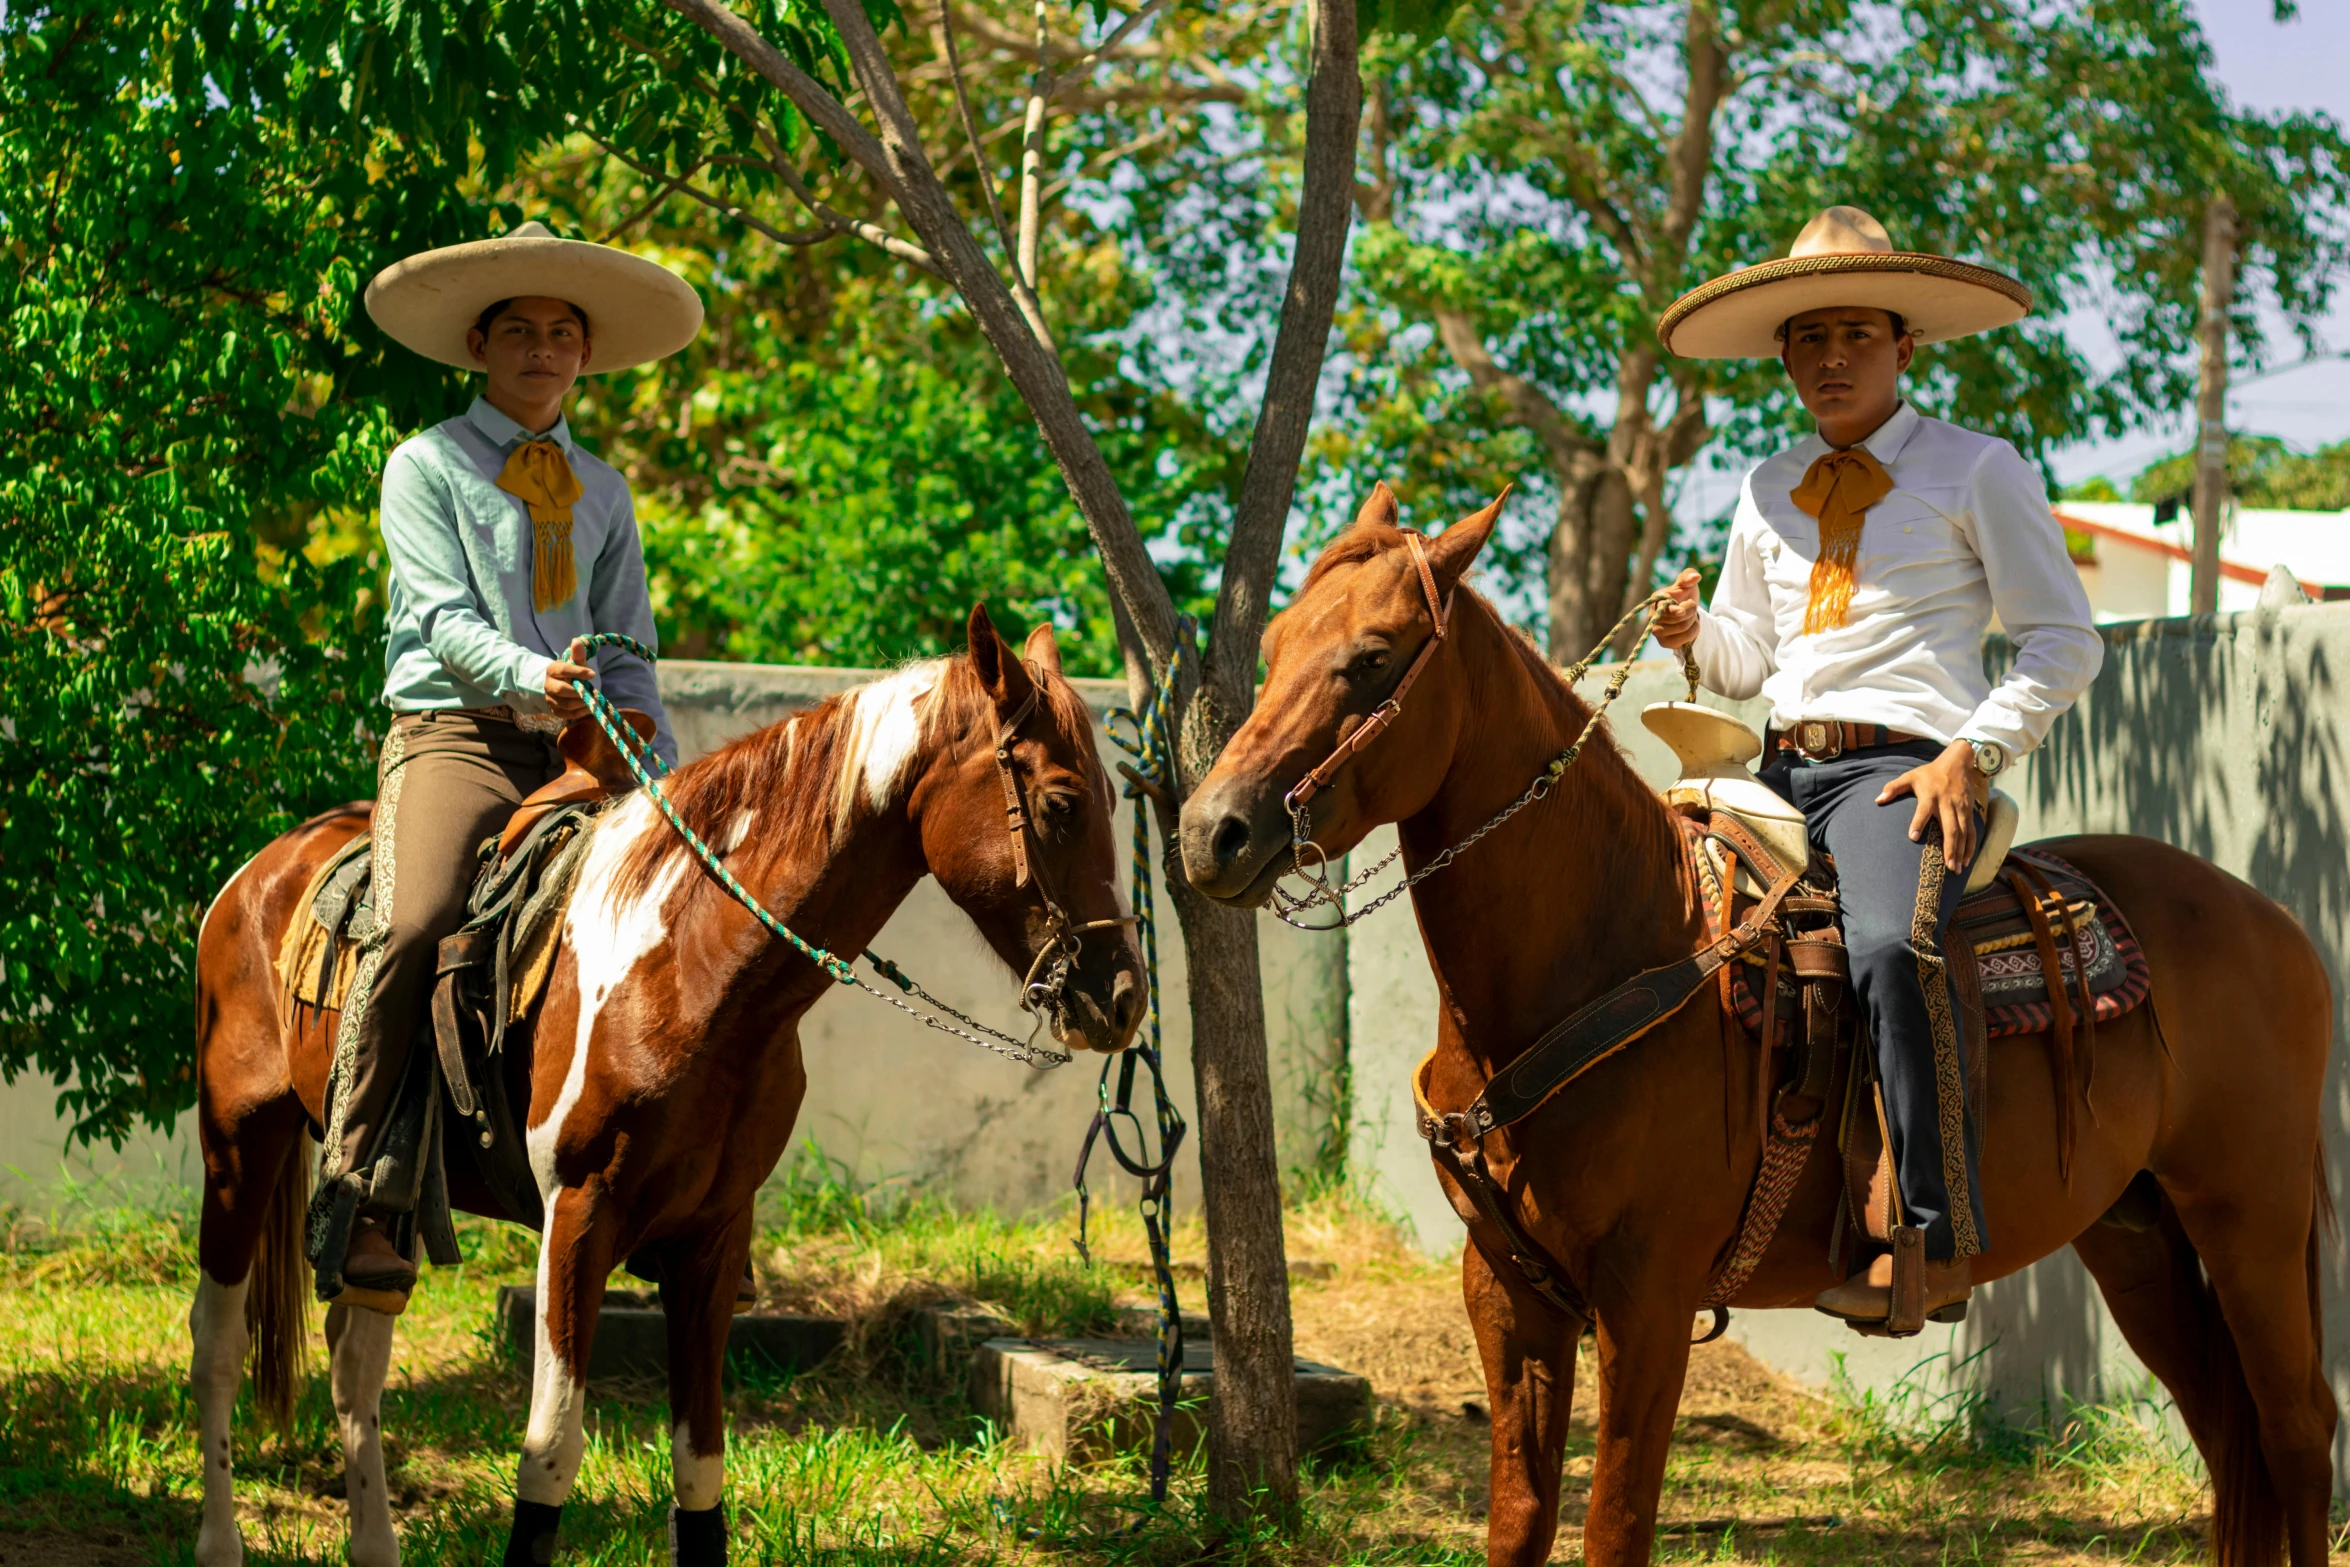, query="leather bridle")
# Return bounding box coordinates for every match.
[990,673,1139,1017]
[1277,532,1451,909]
